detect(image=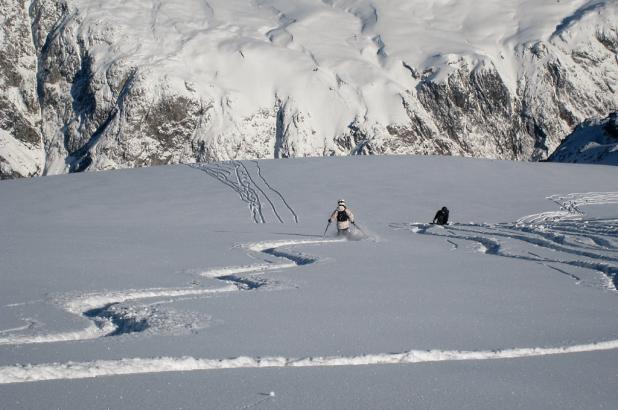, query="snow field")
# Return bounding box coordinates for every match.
[1,155,618,407]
